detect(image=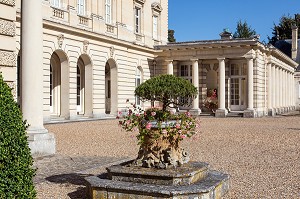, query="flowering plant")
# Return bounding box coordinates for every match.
[204,89,218,112]
[118,100,199,145]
